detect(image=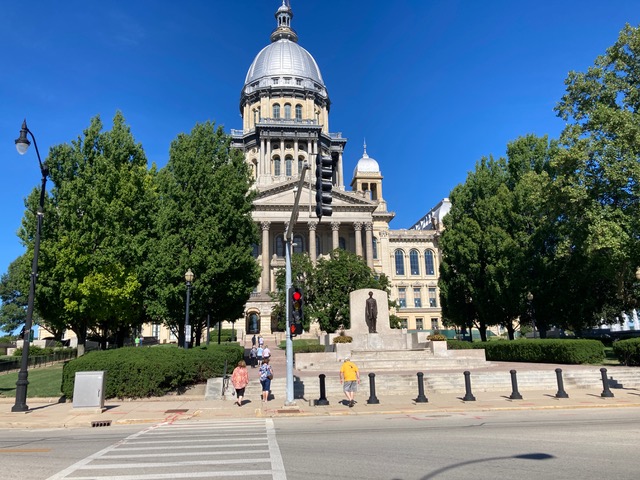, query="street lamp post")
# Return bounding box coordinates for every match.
[527,292,536,339]
[184,268,194,349]
[12,120,49,413]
